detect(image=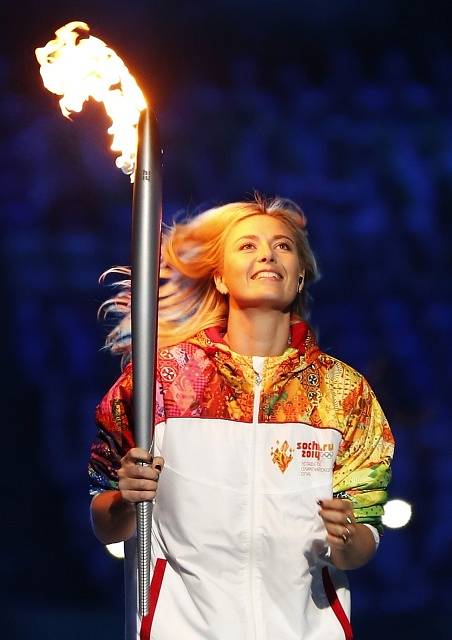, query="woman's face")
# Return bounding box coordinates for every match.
[216,215,302,311]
